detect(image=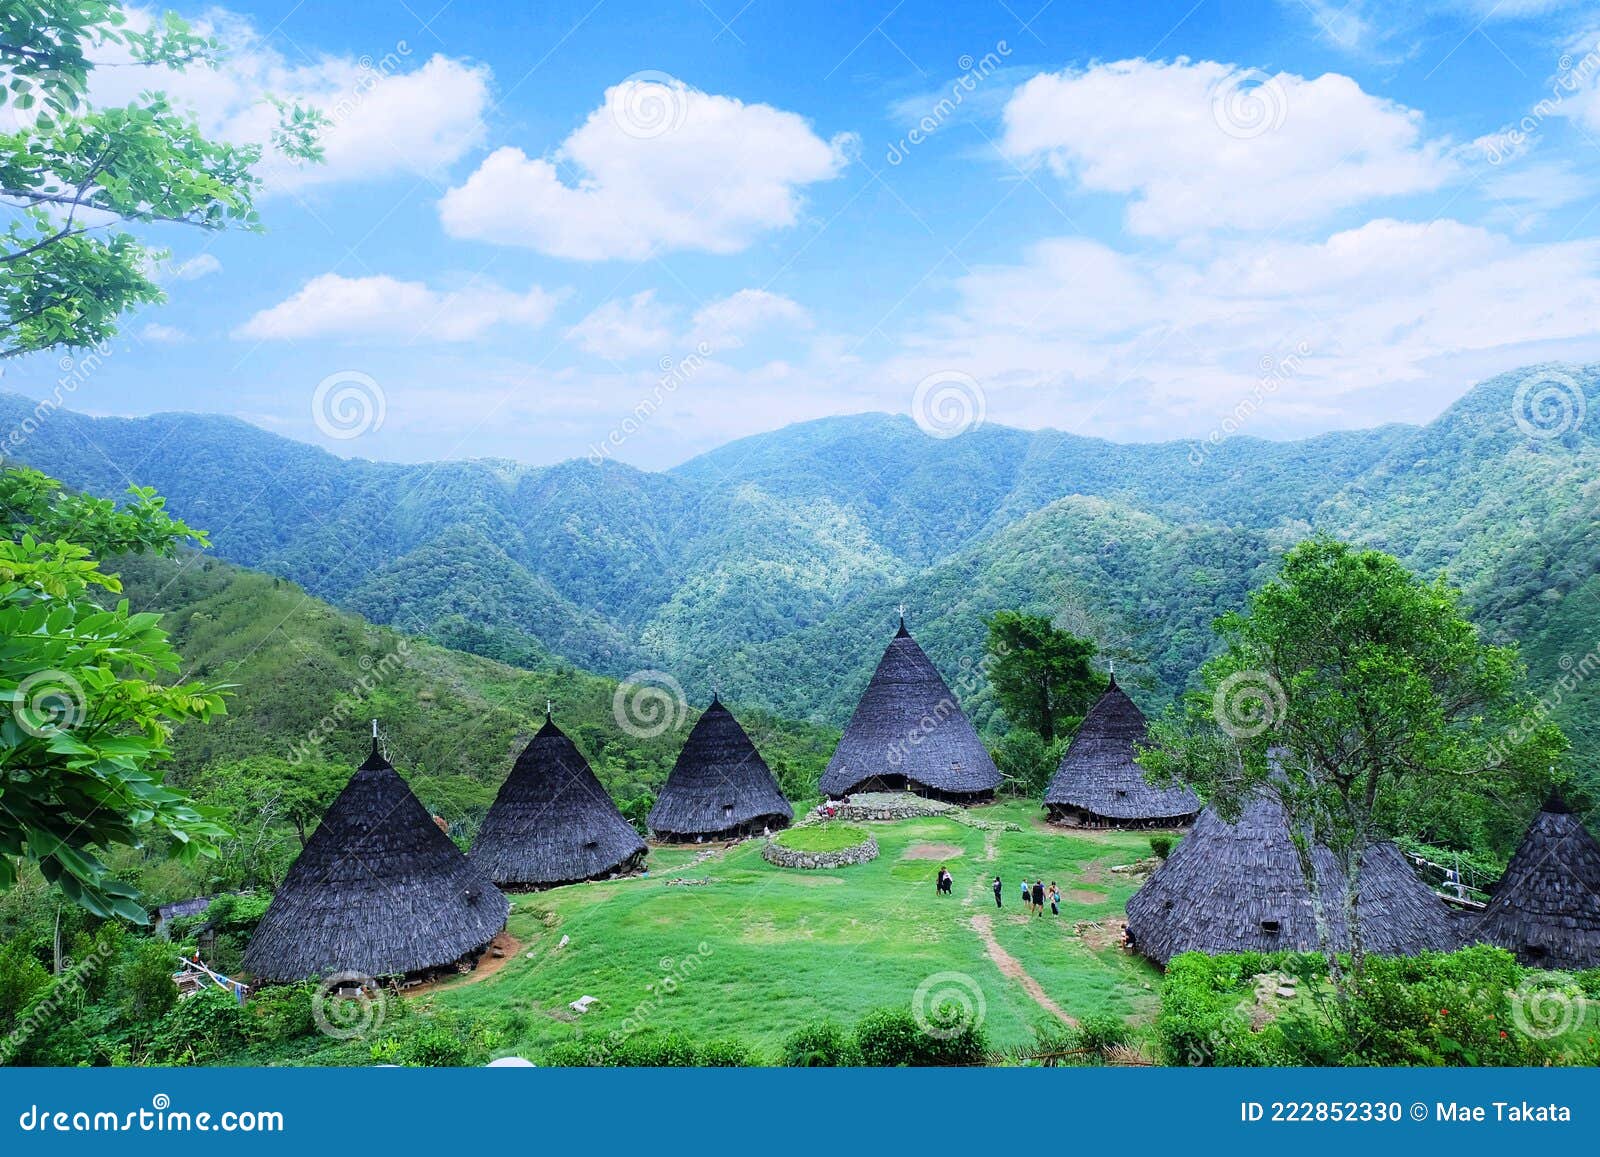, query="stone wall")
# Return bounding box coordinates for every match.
[762,836,879,870]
